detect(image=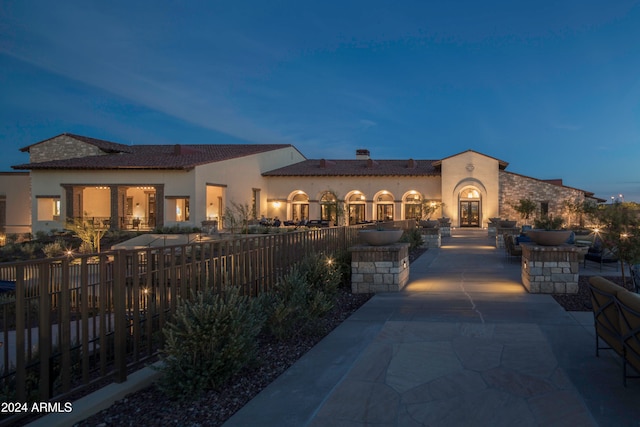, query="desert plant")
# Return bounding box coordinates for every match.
[42,238,68,258]
[66,218,107,253]
[401,227,424,251]
[223,201,255,234]
[298,252,342,297]
[263,266,335,340]
[592,202,640,285]
[156,287,265,399]
[534,215,565,230]
[420,200,444,220]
